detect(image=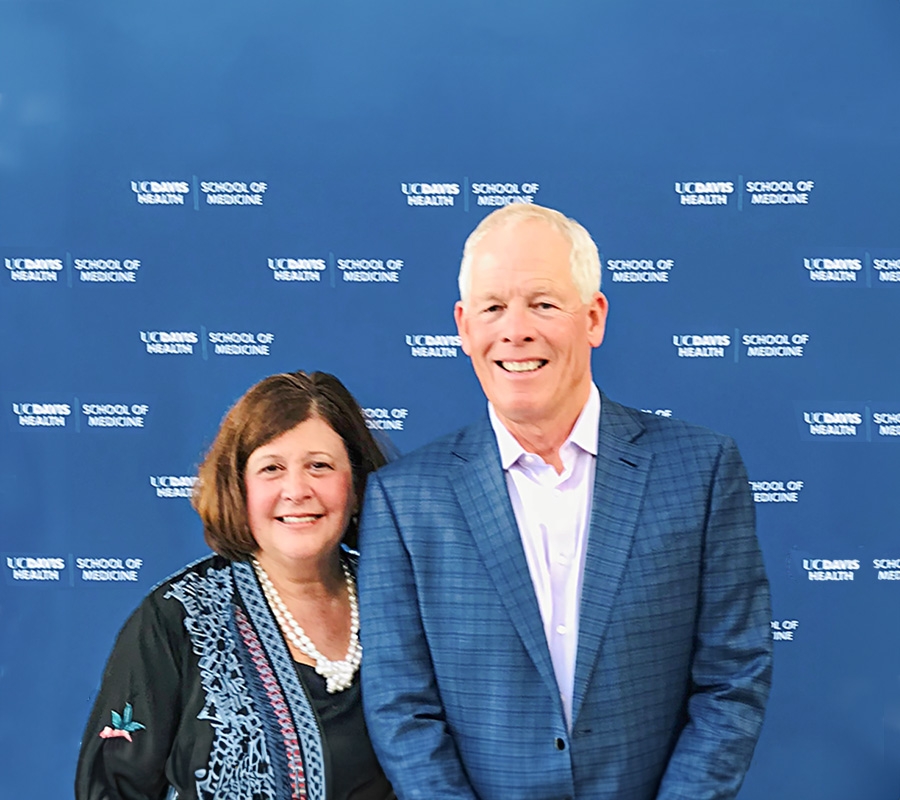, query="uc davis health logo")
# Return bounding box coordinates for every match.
[802,558,860,582]
[5,556,67,581]
[405,334,461,358]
